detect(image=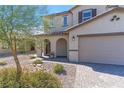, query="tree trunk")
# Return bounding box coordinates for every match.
[12,49,22,81]
[11,37,22,82]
